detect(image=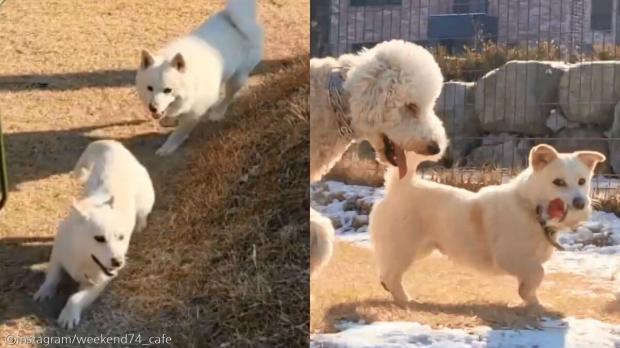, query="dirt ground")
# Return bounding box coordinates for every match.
[311,242,620,333]
[0,0,308,347]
